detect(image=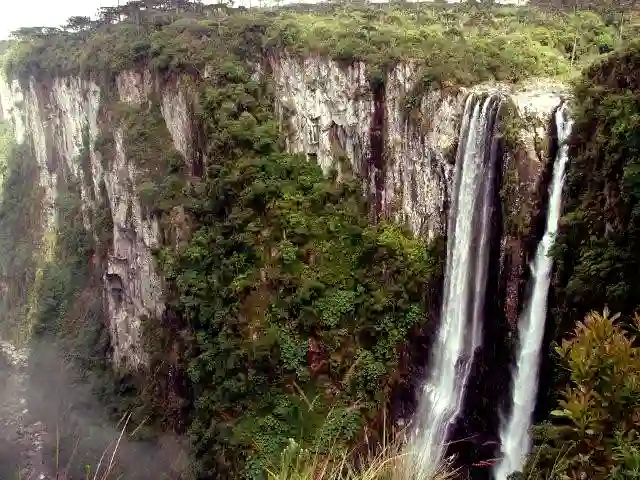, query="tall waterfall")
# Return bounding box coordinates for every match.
[409,93,502,476]
[494,103,573,479]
